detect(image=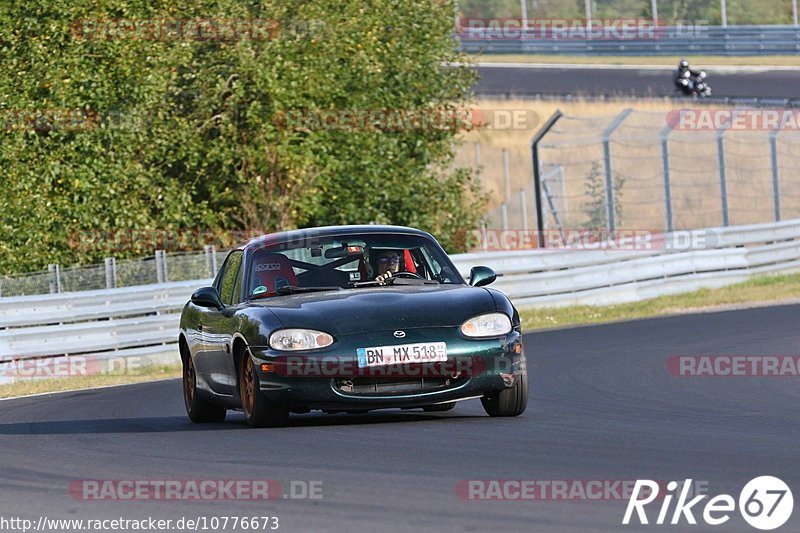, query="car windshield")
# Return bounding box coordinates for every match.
[247,233,463,298]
